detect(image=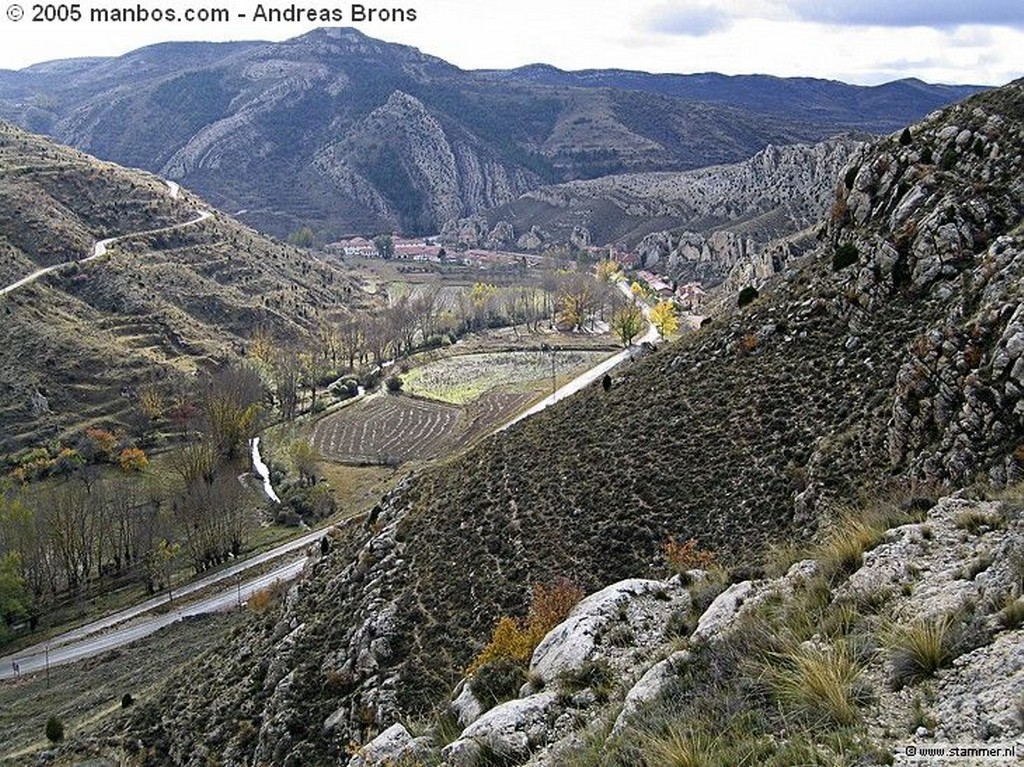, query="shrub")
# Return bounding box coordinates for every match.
[920,146,934,164]
[664,537,716,575]
[45,715,64,743]
[737,286,759,308]
[833,242,859,271]
[940,147,959,171]
[468,578,583,674]
[899,127,913,146]
[119,447,149,472]
[558,658,616,701]
[121,693,135,708]
[469,657,527,709]
[999,598,1024,630]
[844,165,860,190]
[385,375,403,392]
